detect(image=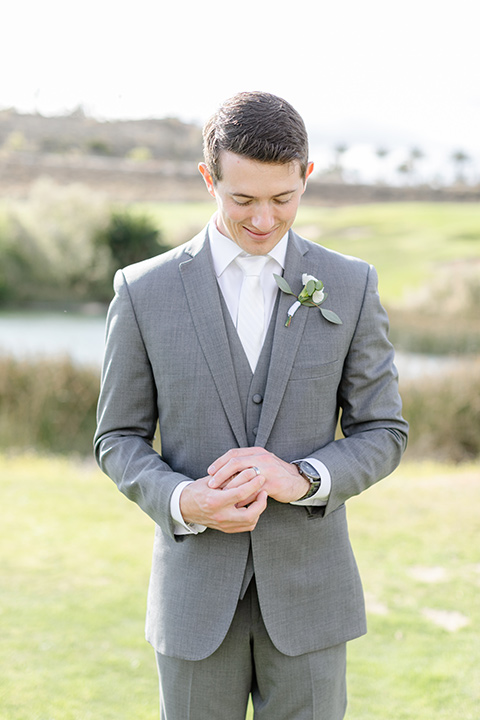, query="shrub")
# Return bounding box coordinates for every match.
[0,181,169,306]
[1,178,111,304]
[1,354,479,462]
[87,138,112,155]
[126,146,153,162]
[0,355,99,455]
[94,208,169,272]
[387,260,480,355]
[388,308,480,355]
[400,360,480,462]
